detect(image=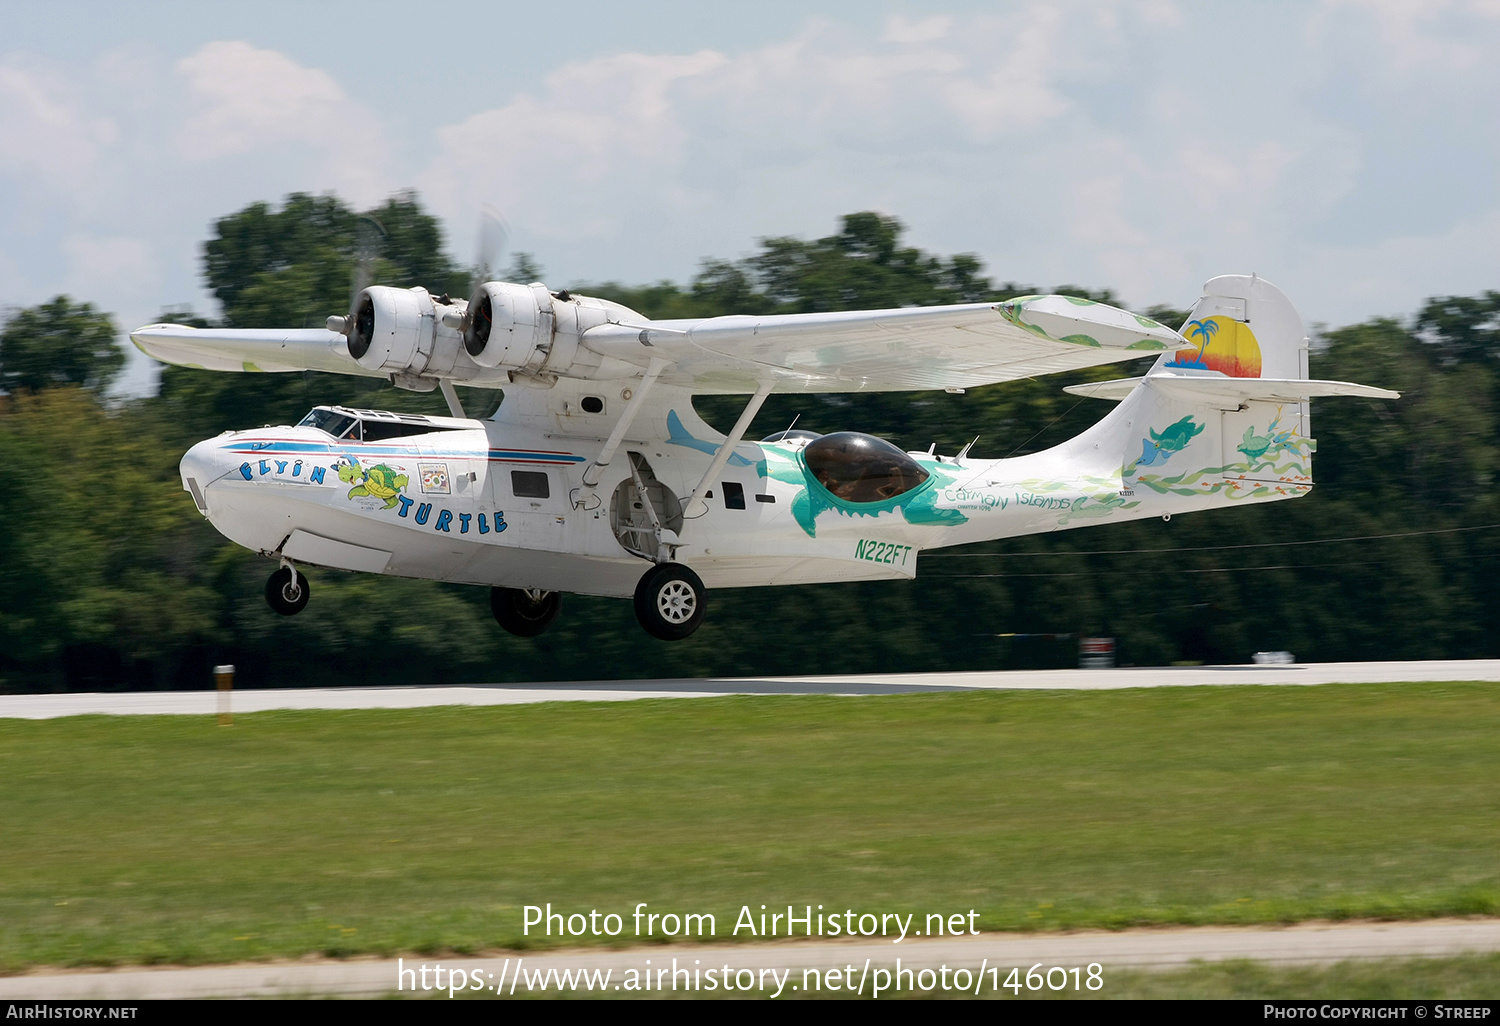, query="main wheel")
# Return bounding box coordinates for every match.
[633,563,706,640]
[265,566,309,616]
[490,587,562,637]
